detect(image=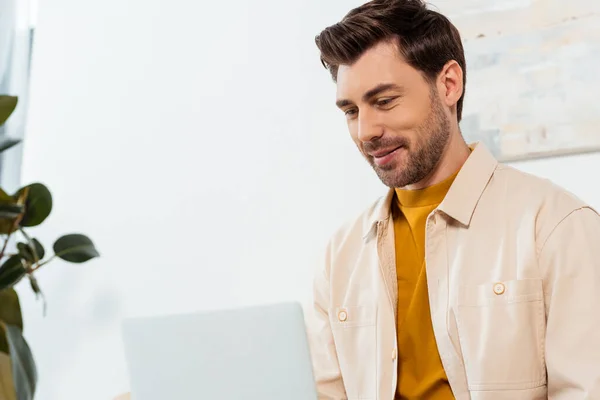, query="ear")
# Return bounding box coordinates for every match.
[437,60,463,111]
